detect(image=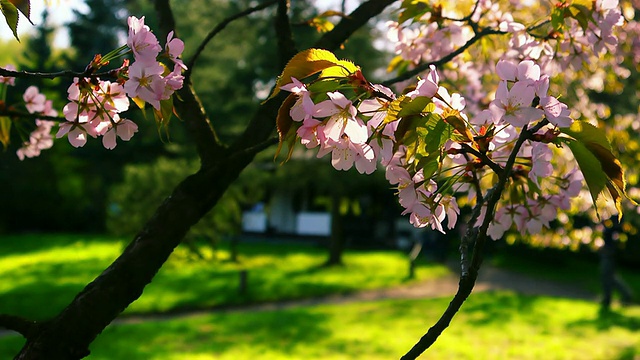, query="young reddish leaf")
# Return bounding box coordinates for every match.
[266,49,342,102]
[8,0,31,24]
[445,114,474,143]
[274,93,298,162]
[0,1,20,41]
[276,93,296,144]
[0,116,10,148]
